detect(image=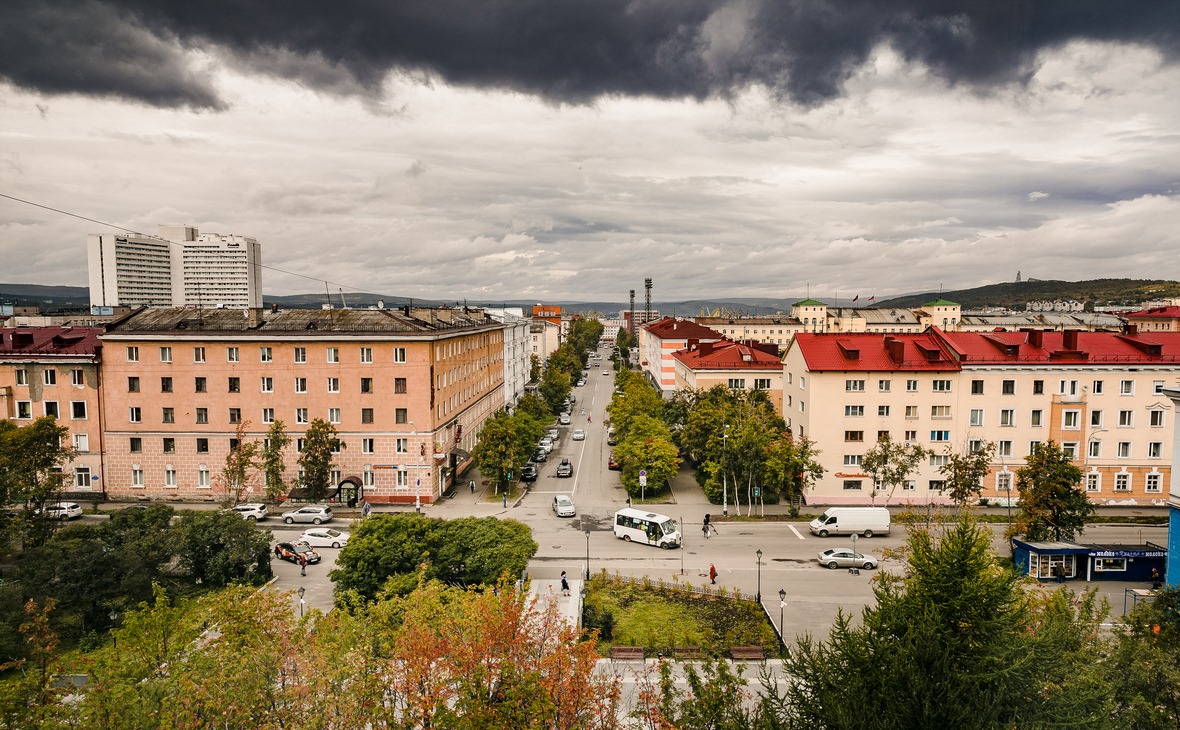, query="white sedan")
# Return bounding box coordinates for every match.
[572,429,586,441]
[298,527,350,548]
[602,370,609,375]
[552,495,576,517]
